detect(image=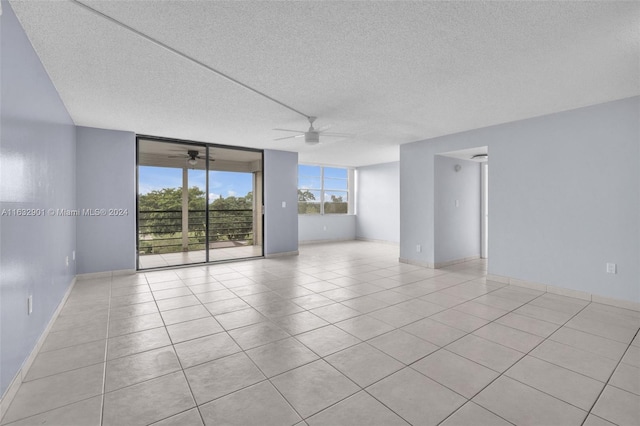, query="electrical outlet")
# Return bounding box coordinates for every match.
[606,263,617,274]
[455,200,460,208]
[72,250,76,261]
[416,244,422,253]
[27,295,33,315]
[323,225,327,231]
[281,201,286,208]
[65,256,69,267]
